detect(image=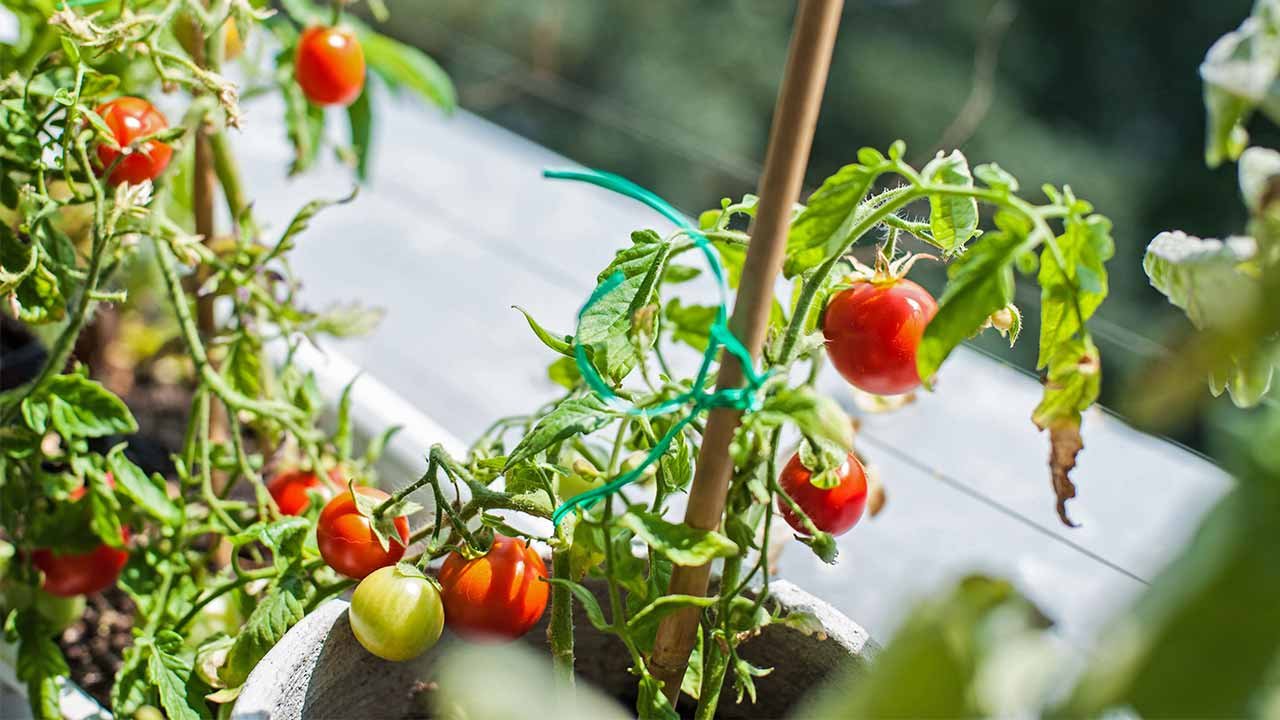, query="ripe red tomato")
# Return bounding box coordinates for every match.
[294,26,365,106]
[437,535,548,640]
[349,565,444,661]
[268,469,335,516]
[776,451,868,537]
[316,487,409,579]
[94,97,173,186]
[822,278,938,396]
[33,473,129,597]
